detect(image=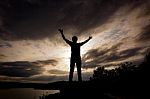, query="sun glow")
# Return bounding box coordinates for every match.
[42,47,71,75]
